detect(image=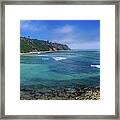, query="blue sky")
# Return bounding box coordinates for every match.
[20,20,100,49]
